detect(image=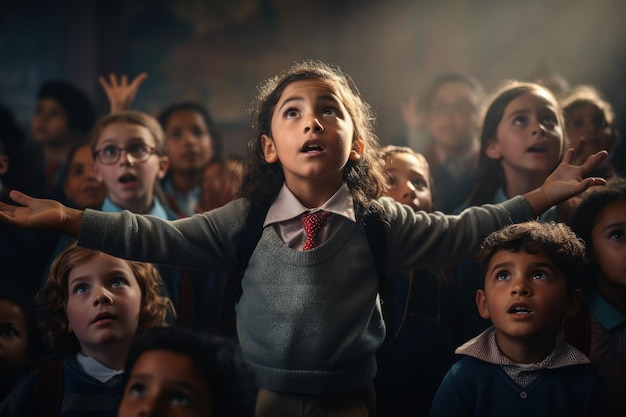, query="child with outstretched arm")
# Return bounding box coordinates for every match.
[0,61,607,417]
